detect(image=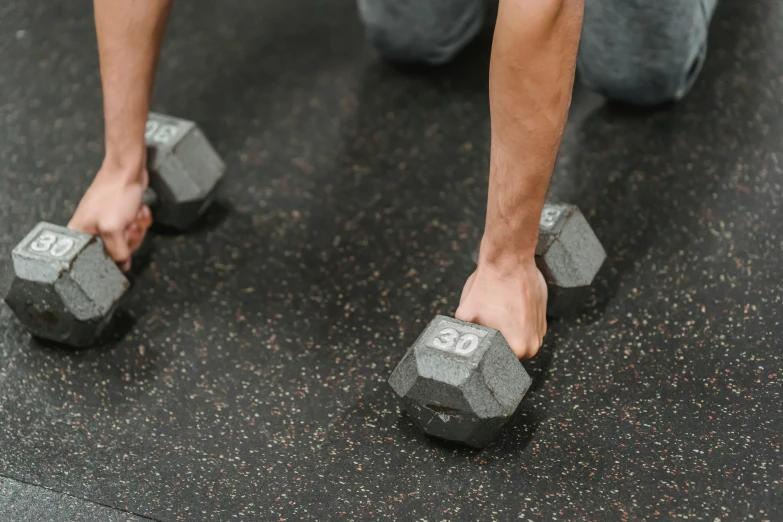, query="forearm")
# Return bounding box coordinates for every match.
[94,0,173,176]
[482,0,583,265]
